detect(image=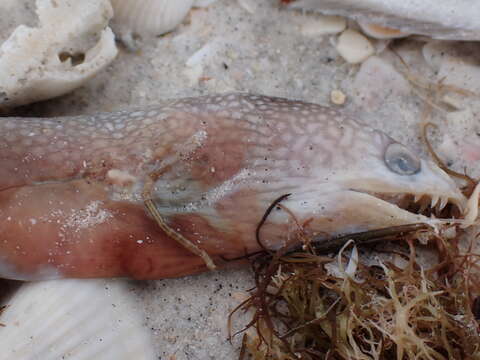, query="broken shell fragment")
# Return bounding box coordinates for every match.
[336,29,374,64]
[357,21,410,39]
[300,15,346,36]
[330,89,346,105]
[0,0,118,108]
[285,0,480,41]
[110,0,194,38]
